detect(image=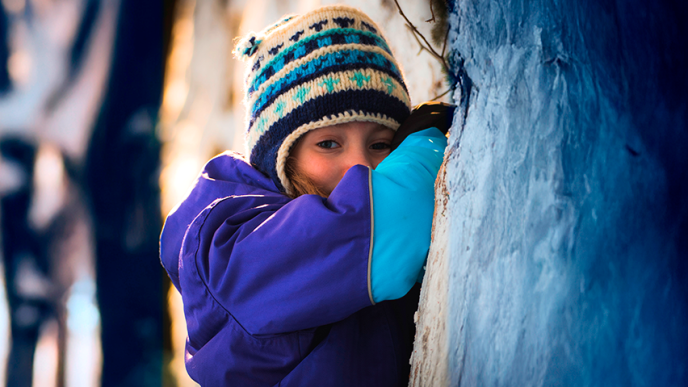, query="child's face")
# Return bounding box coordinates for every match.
[290,121,395,196]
